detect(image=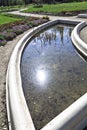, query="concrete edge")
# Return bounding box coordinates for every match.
[78,14,87,18]
[6,19,86,130]
[41,93,87,130]
[71,21,87,57]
